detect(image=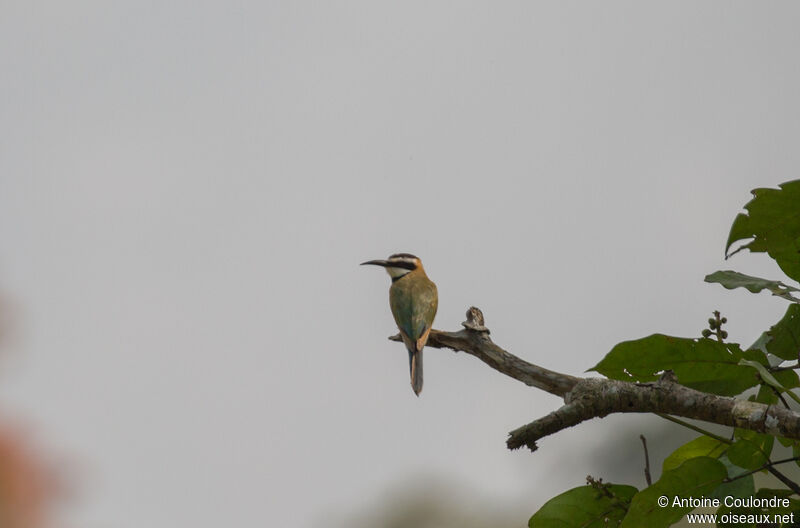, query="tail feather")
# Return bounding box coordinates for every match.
[409,349,423,396]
